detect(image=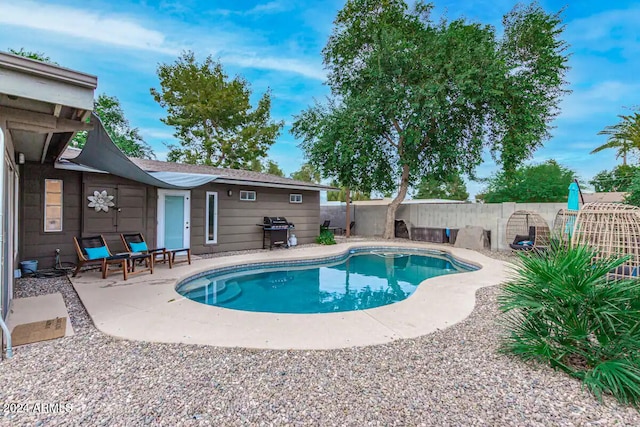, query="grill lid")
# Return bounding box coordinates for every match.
[264,216,289,225]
